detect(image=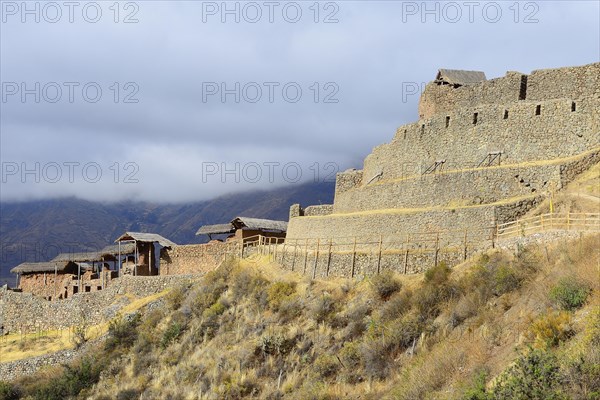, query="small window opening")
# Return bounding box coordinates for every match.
[503,110,509,119]
[473,113,478,125]
[571,102,576,112]
[535,105,541,115]
[421,124,425,135]
[445,116,450,128]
